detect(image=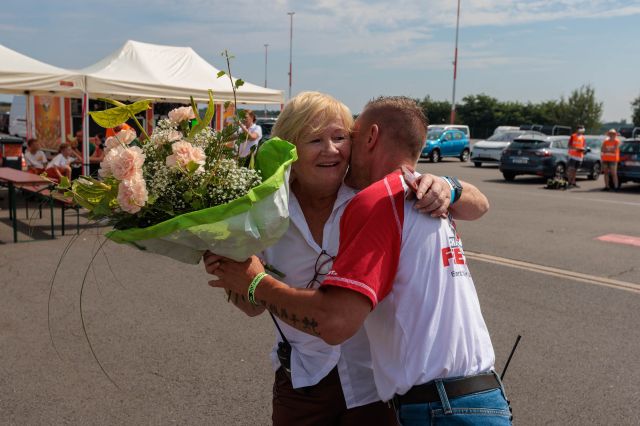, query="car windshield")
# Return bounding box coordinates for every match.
[620,142,640,153]
[509,140,550,149]
[427,131,443,140]
[487,132,521,142]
